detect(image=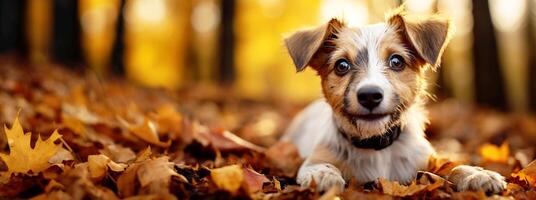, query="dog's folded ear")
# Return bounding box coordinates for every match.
[387,9,453,69]
[284,19,345,72]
